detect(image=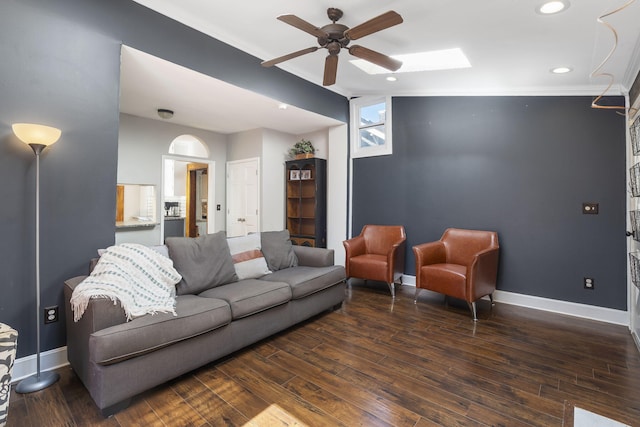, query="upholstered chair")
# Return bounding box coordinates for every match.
[0,323,18,427]
[413,228,499,321]
[343,225,406,297]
